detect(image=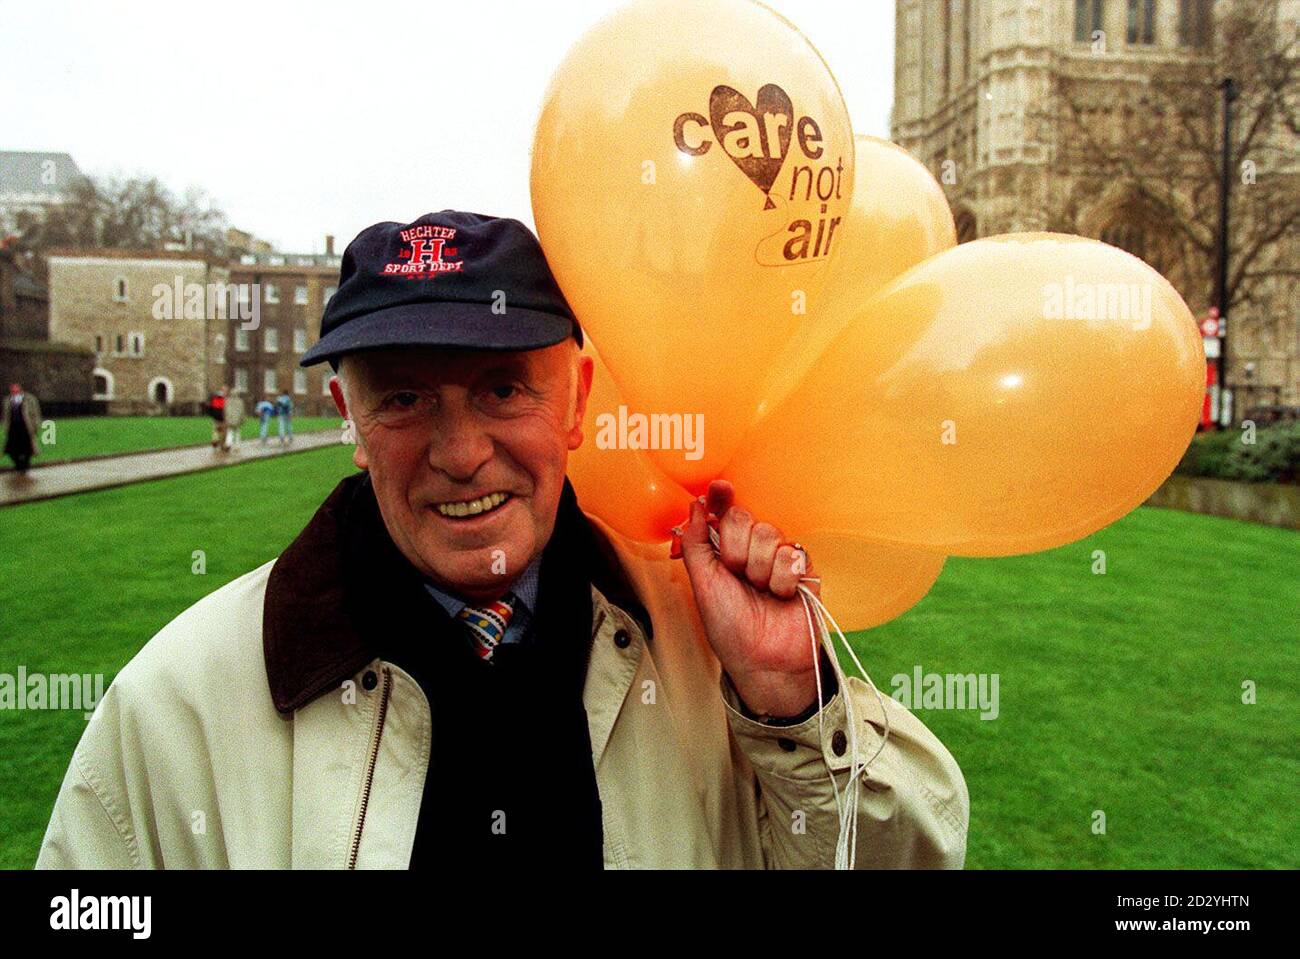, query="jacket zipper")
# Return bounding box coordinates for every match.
[347,665,392,870]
